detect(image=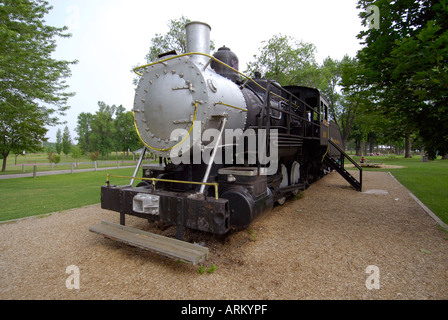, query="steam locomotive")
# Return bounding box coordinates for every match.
[99,21,361,242]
